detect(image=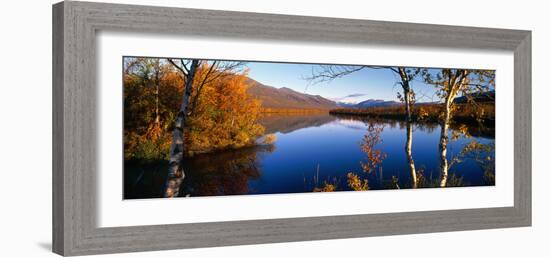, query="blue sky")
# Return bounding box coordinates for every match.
[246,62,440,103]
[124,57,492,104]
